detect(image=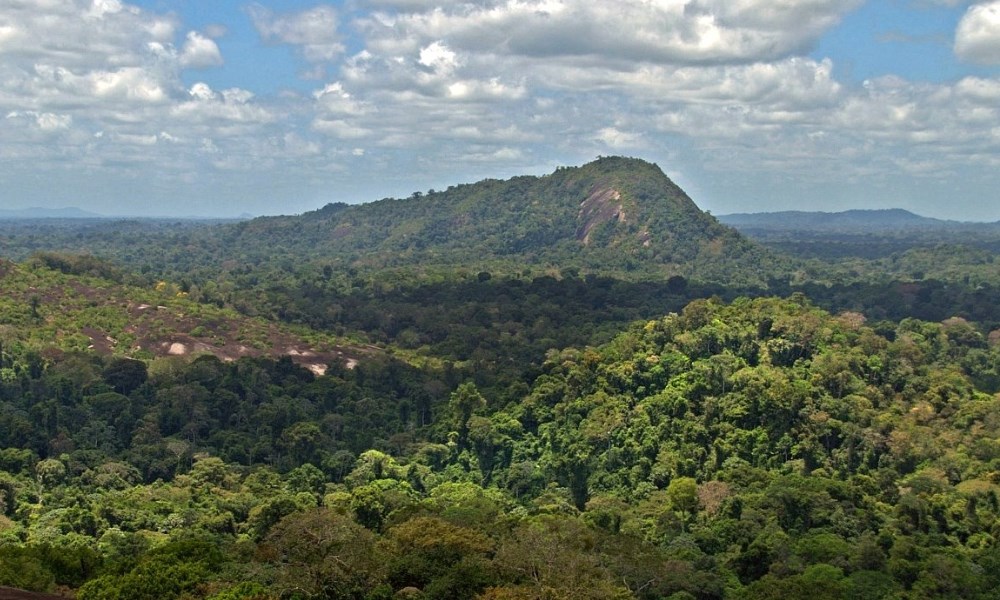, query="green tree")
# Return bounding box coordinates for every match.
[262,507,384,600]
[450,382,487,446]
